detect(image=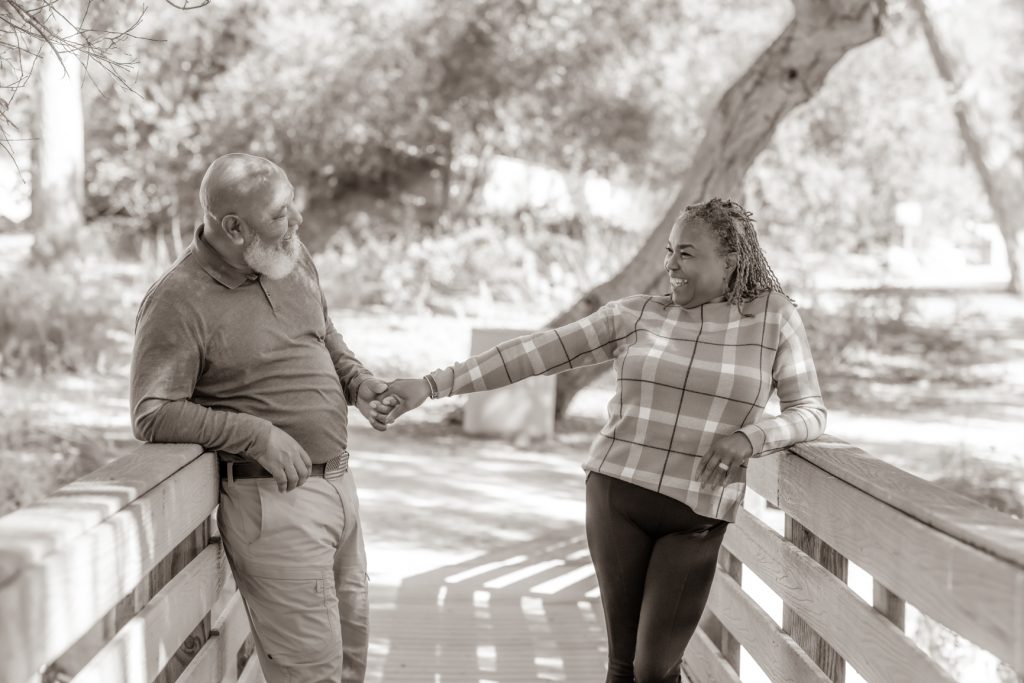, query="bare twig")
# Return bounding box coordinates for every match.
[0,0,197,160]
[163,0,210,10]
